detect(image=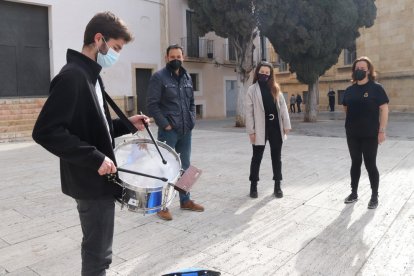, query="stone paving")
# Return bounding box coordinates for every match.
[0,112,413,276]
